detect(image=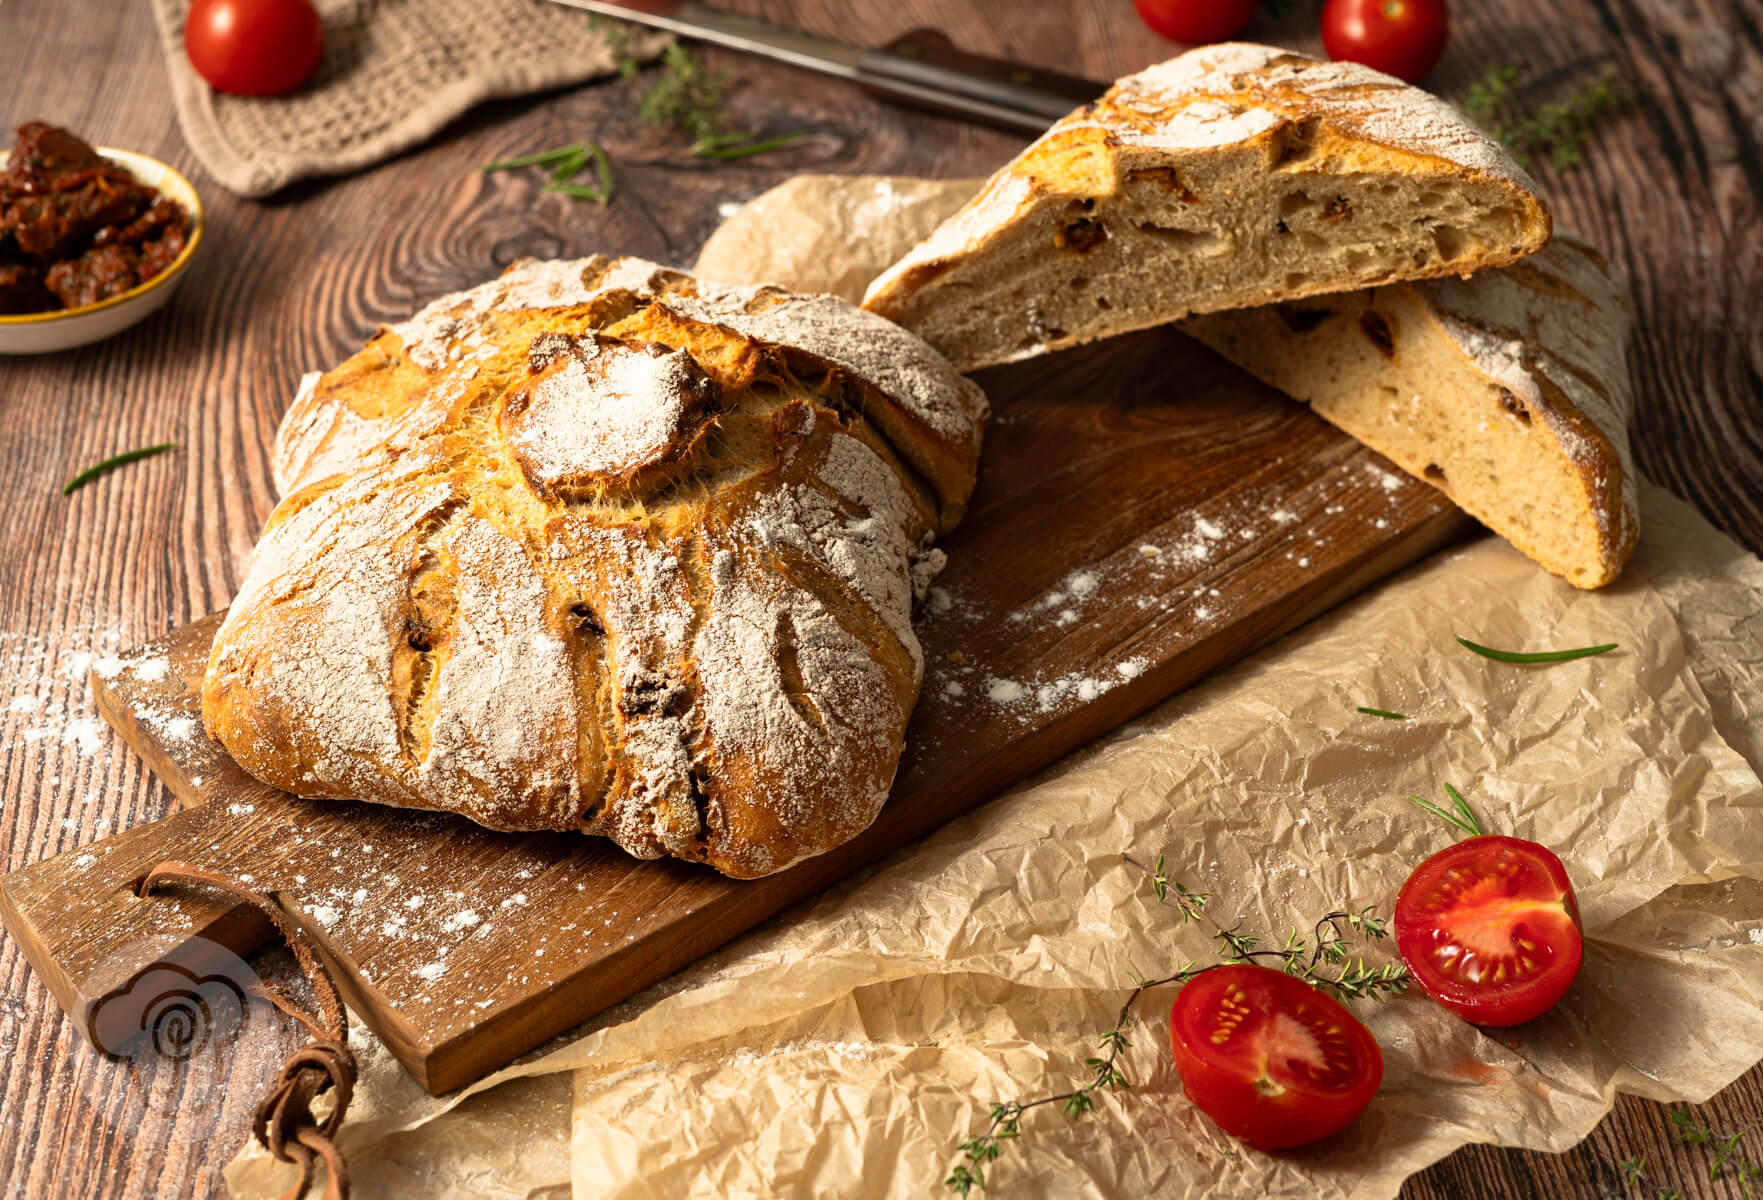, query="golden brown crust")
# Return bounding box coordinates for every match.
[206,257,986,878]
[863,43,1552,372]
